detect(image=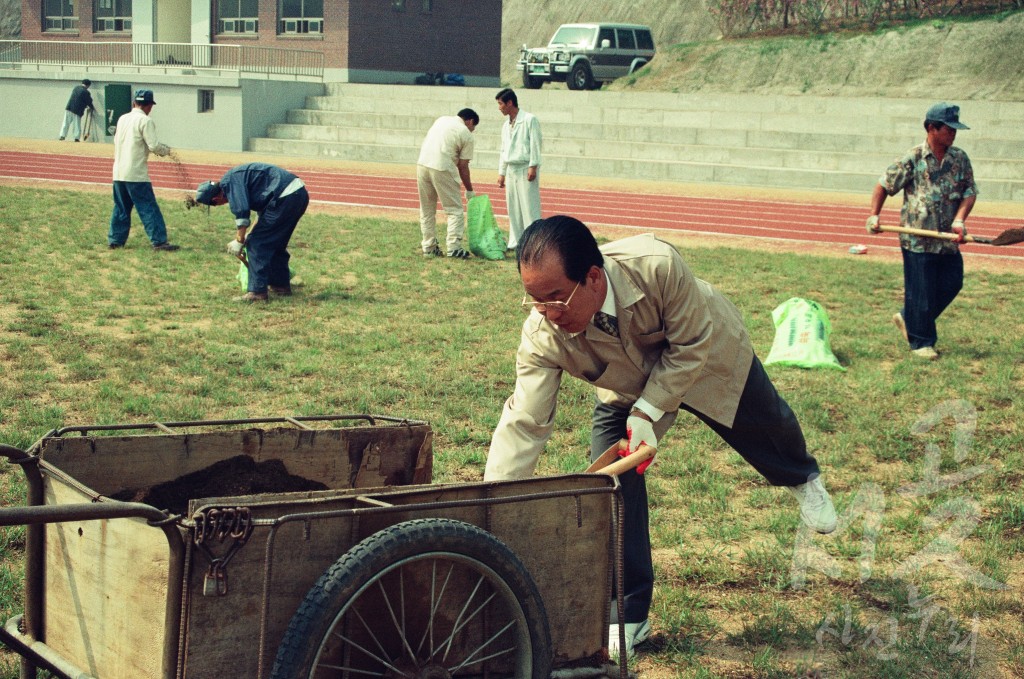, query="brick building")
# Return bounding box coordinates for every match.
[18,0,502,83]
